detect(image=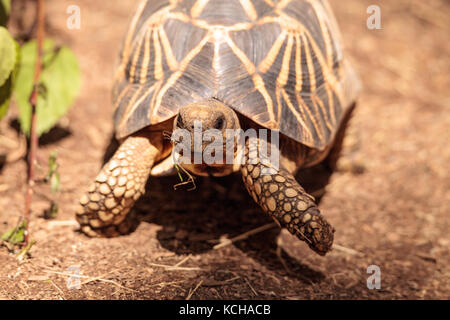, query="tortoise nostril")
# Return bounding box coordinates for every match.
[214,116,225,130]
[176,115,184,128]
